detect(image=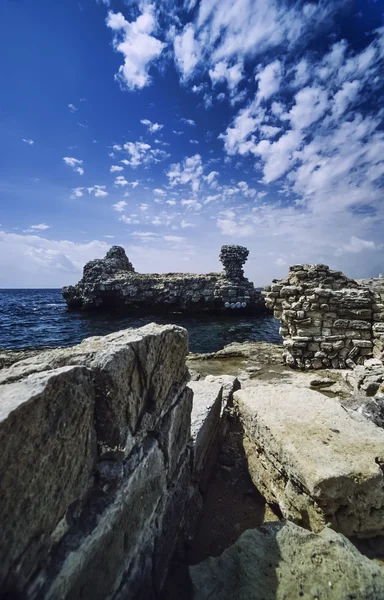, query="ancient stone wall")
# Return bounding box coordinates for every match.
[0,325,200,600]
[63,245,264,314]
[263,264,384,370]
